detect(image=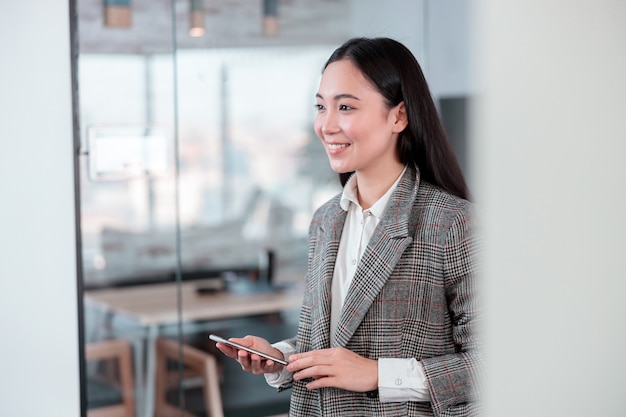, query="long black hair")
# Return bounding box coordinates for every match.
[324,37,469,200]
